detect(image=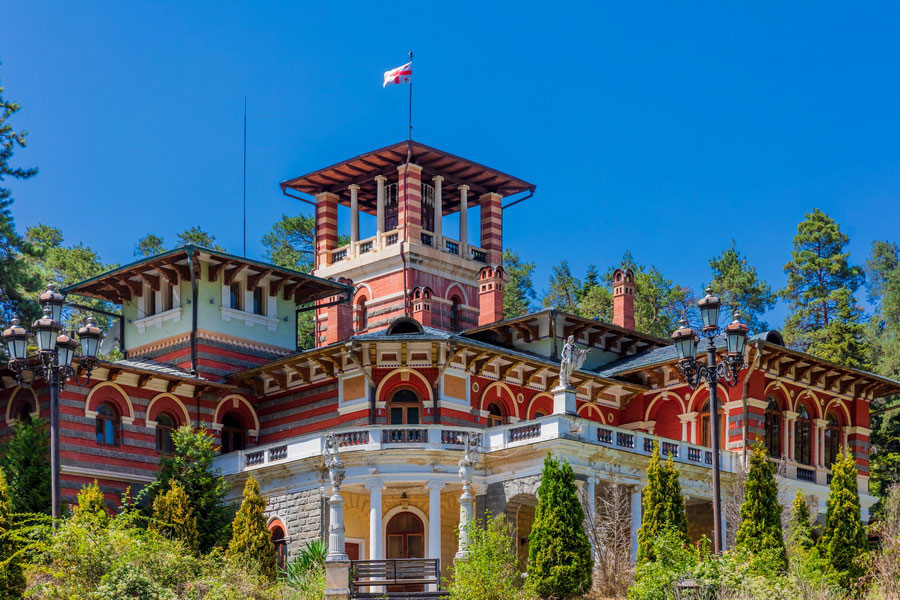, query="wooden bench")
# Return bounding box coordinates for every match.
[350,558,448,599]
